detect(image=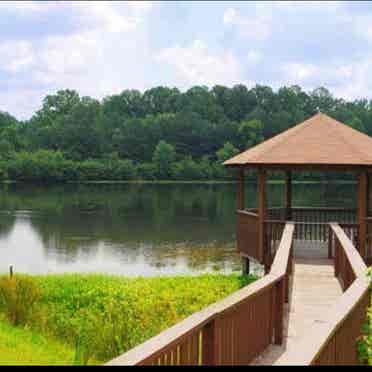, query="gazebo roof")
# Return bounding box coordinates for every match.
[224,112,372,170]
